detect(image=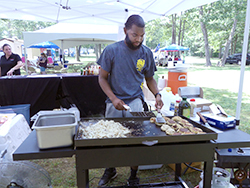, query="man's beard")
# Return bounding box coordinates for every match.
[125,34,143,50]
